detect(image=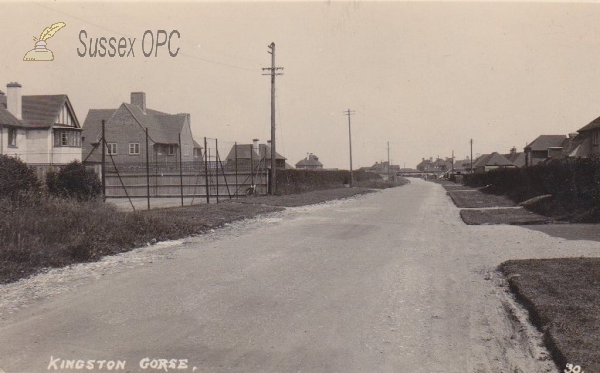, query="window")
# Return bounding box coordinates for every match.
[8,128,17,147]
[54,130,81,147]
[106,143,117,155]
[183,145,189,157]
[193,148,201,158]
[168,145,175,156]
[129,143,140,155]
[593,132,599,147]
[61,132,69,146]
